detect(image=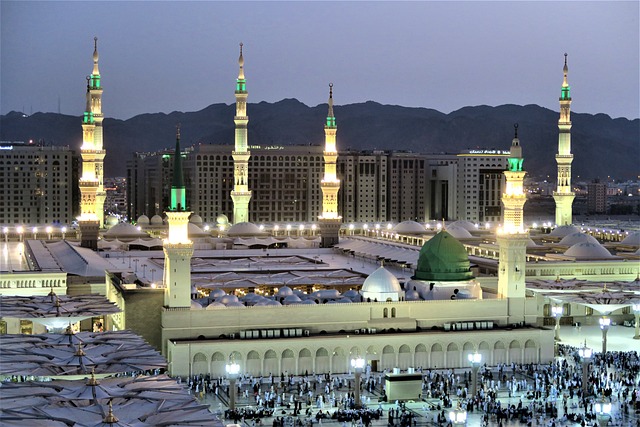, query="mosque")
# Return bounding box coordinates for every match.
[2,42,639,384]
